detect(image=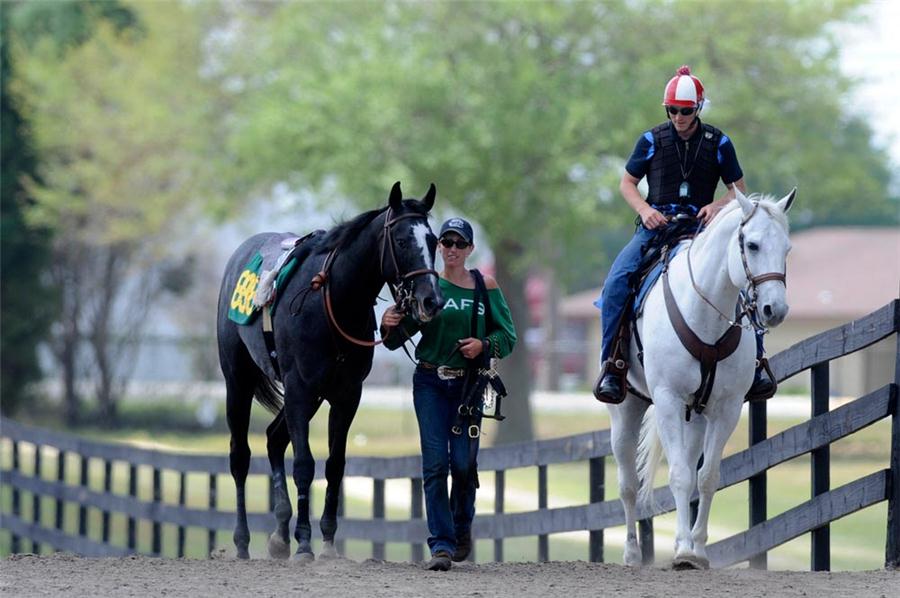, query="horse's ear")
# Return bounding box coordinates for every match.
[422,183,436,211]
[389,181,403,210]
[776,187,797,213]
[734,186,754,217]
